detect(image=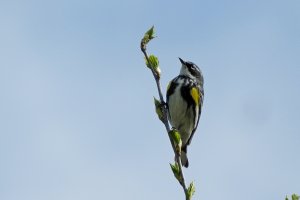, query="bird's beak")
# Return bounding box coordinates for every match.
[179,57,185,65]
